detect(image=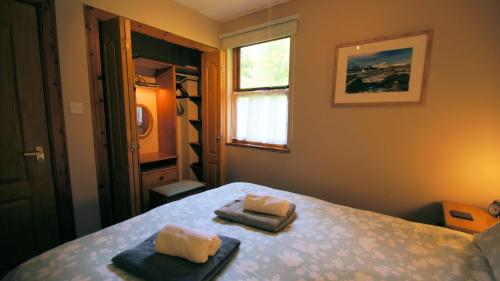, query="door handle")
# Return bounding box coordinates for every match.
[216,136,222,141]
[23,146,45,162]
